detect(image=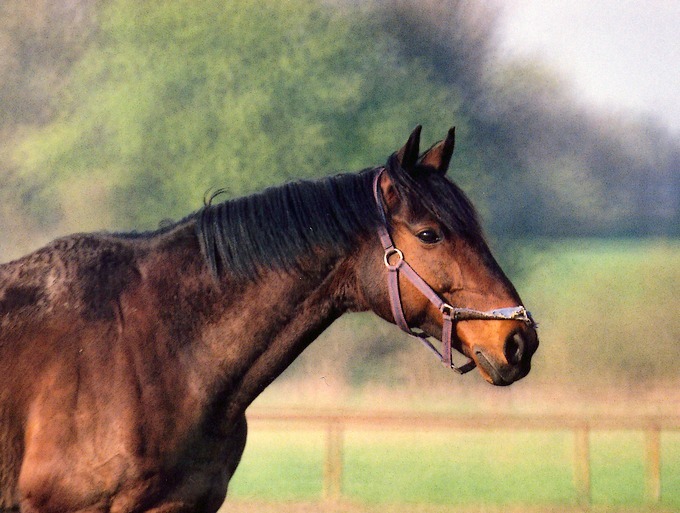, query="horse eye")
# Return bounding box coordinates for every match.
[416,229,442,244]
